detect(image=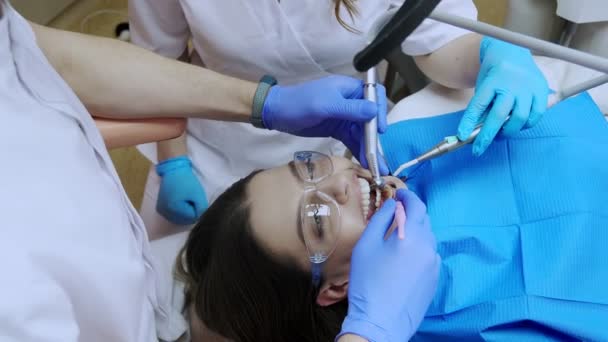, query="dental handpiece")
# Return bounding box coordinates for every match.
[392,74,608,177]
[364,68,384,189]
[447,75,608,151]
